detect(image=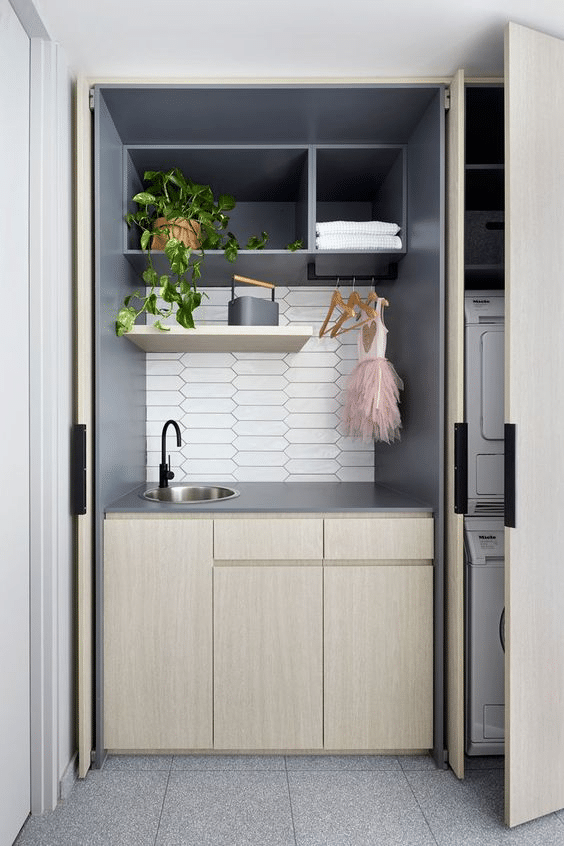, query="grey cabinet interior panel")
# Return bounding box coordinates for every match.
[99,84,439,145]
[94,90,147,767]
